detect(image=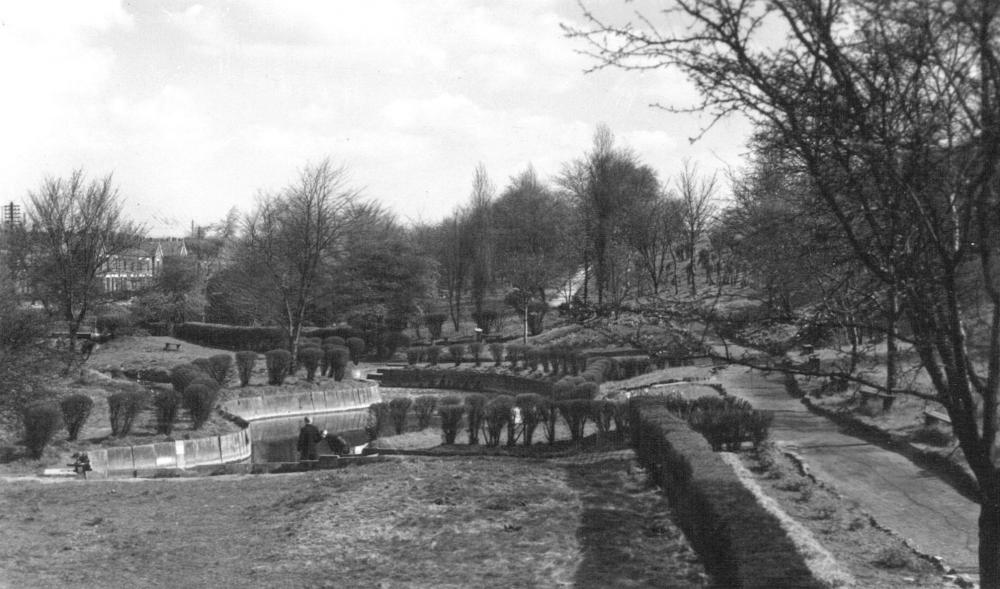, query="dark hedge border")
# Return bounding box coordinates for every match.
[630,397,825,589]
[173,322,364,353]
[371,368,554,397]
